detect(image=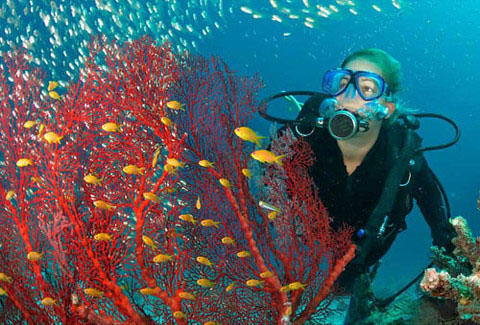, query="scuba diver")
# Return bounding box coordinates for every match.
[259,48,460,313]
